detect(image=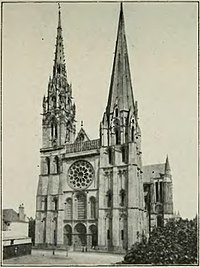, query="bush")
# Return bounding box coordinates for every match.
[123,217,198,264]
